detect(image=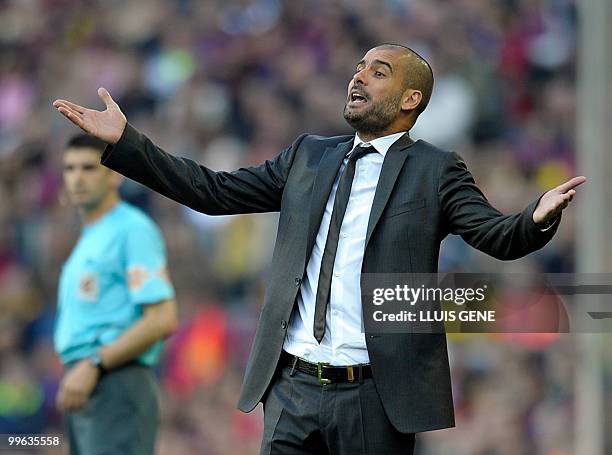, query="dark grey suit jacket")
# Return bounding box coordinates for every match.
[102,124,559,434]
